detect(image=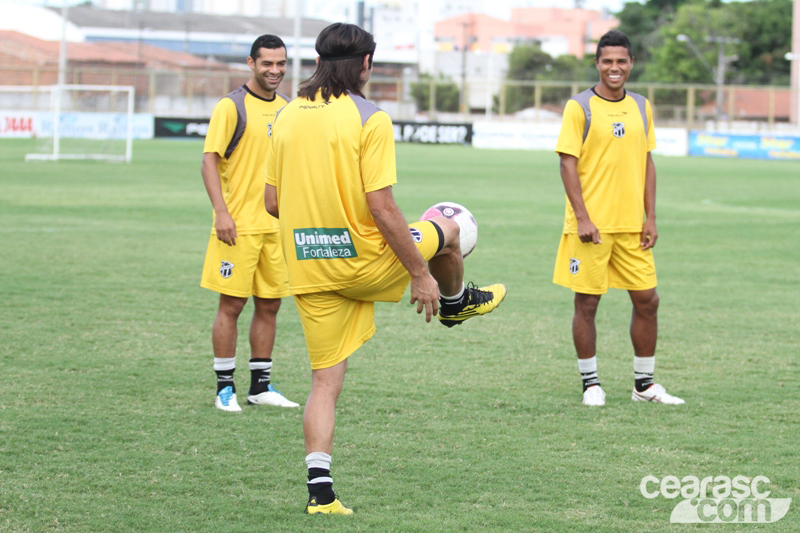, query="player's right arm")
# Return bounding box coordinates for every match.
[201,98,238,246]
[201,152,237,246]
[556,99,601,244]
[559,153,600,244]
